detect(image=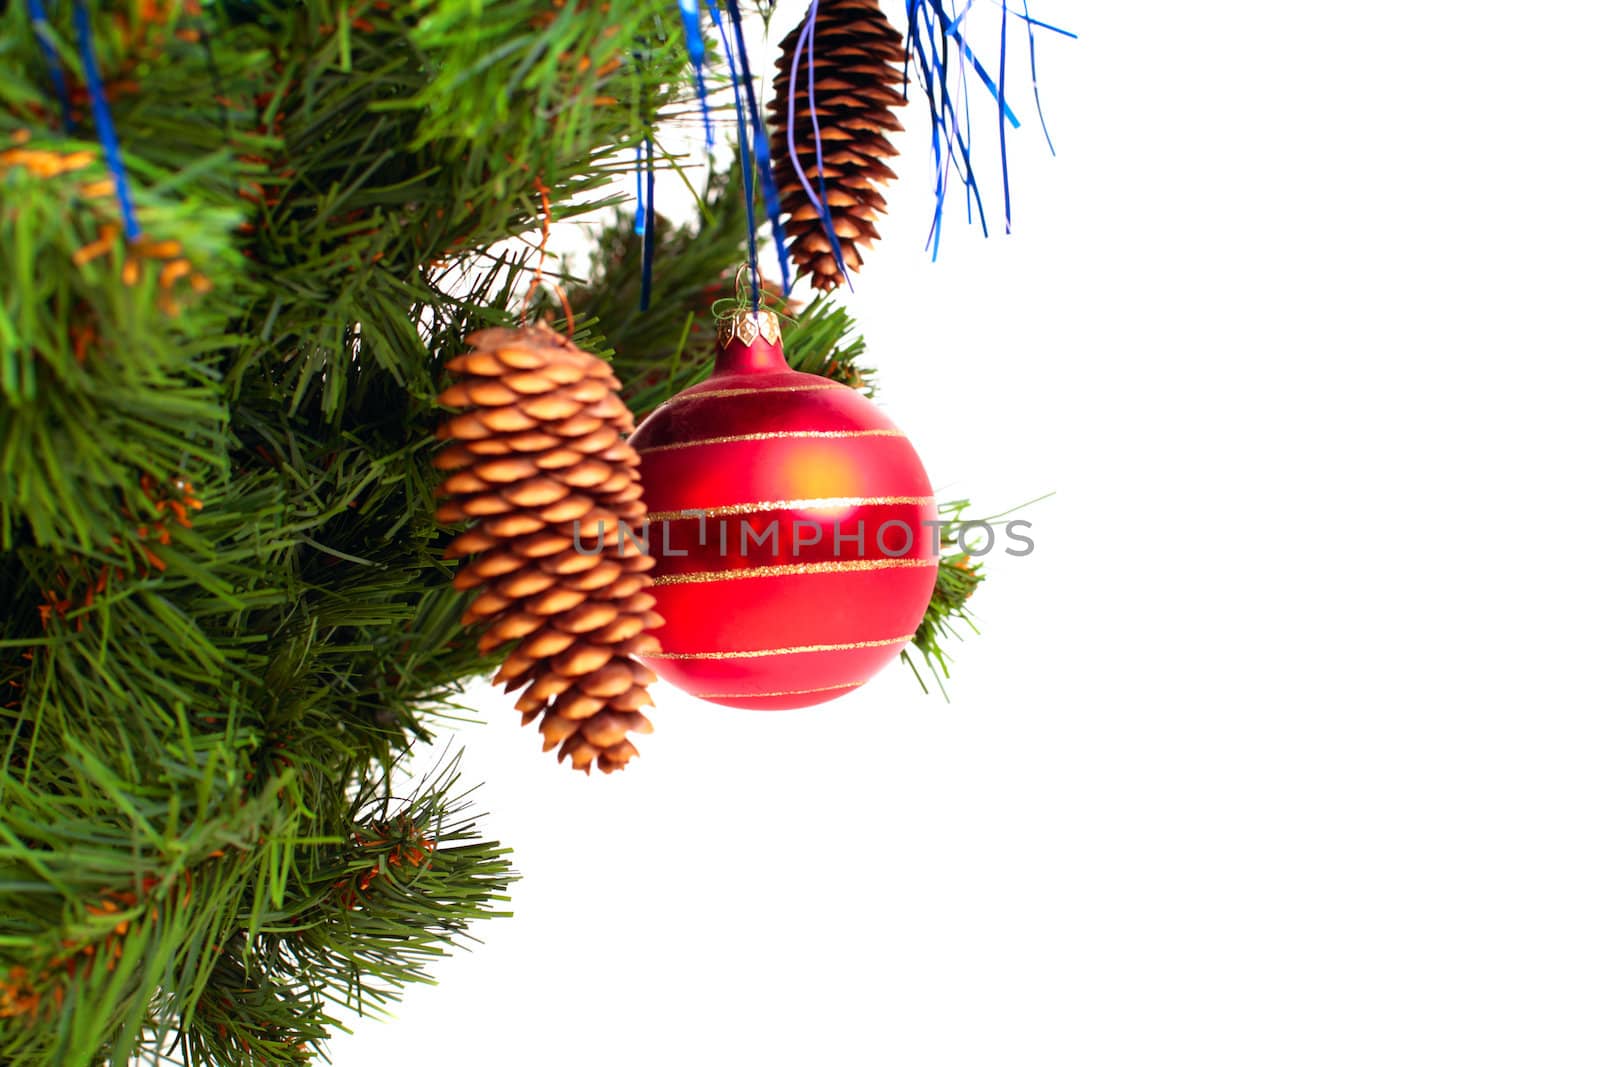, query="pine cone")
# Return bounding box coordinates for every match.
[435,324,663,774]
[768,0,907,291]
